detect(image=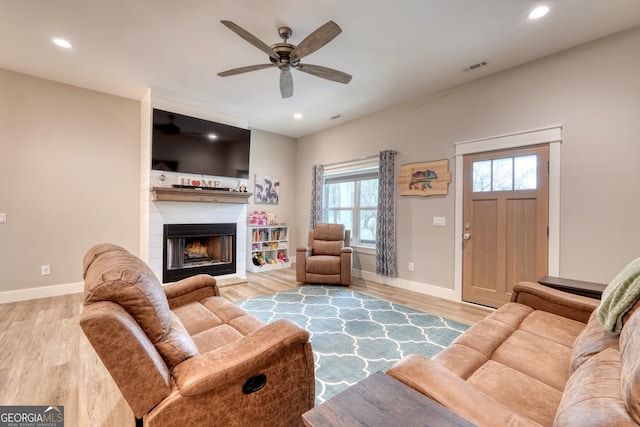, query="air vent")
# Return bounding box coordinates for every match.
[464,61,488,72]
